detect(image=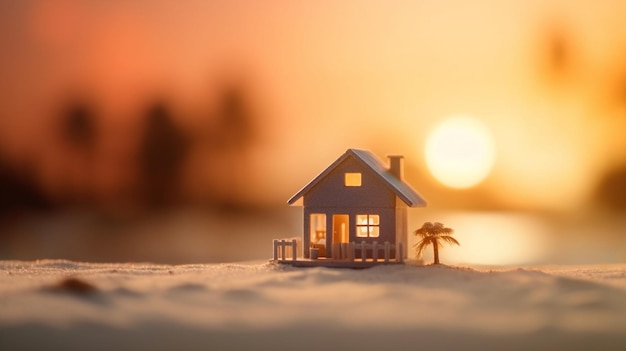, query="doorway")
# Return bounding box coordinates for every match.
[332,214,350,244]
